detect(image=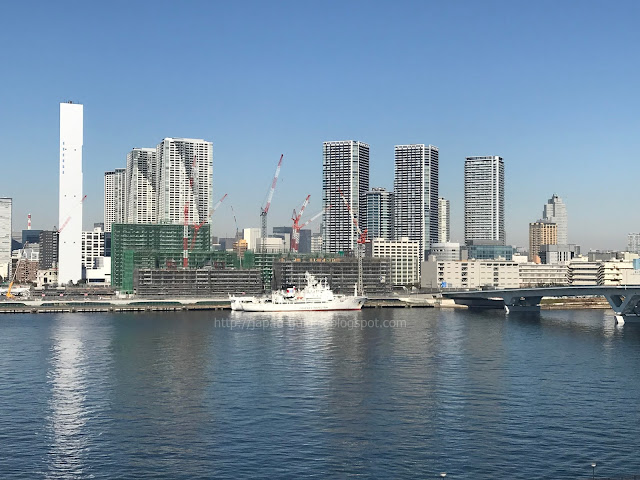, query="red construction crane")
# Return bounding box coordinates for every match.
[290,195,310,252]
[190,193,228,249]
[337,187,368,295]
[260,154,284,246]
